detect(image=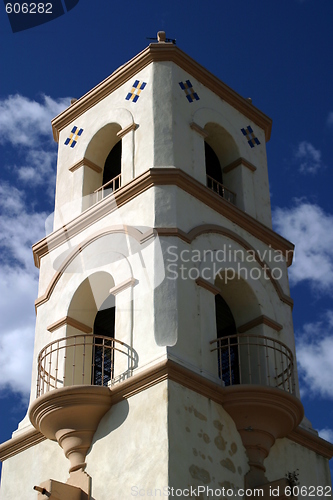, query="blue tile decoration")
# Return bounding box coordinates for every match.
[64,126,84,148]
[241,126,260,148]
[179,80,200,103]
[125,80,147,103]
